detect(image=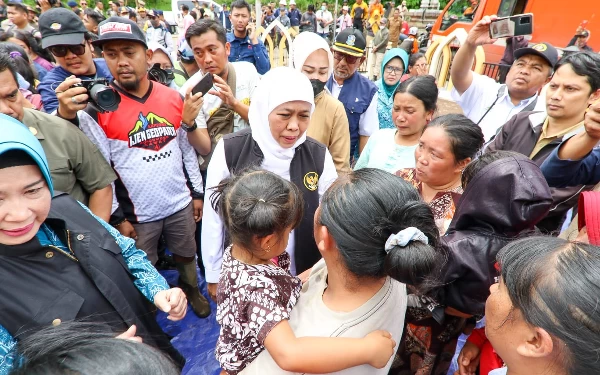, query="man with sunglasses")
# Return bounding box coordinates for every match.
[37,8,112,113]
[326,27,378,164]
[55,16,211,319]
